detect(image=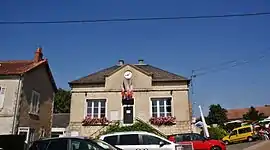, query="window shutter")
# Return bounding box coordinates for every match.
[0,87,6,109]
